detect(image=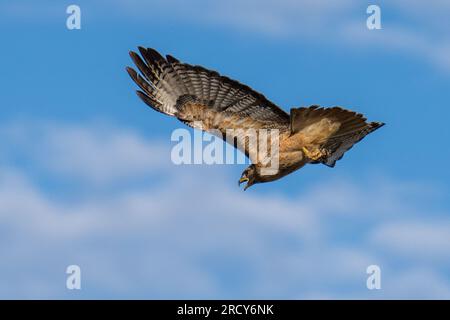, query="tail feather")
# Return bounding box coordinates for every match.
[290,106,384,167]
[322,121,384,167]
